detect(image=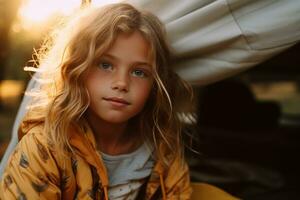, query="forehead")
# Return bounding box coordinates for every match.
[105,31,154,66]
